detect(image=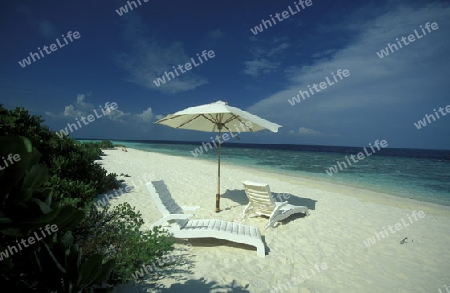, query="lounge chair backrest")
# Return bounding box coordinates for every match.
[242,181,275,216]
[147,180,187,228]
